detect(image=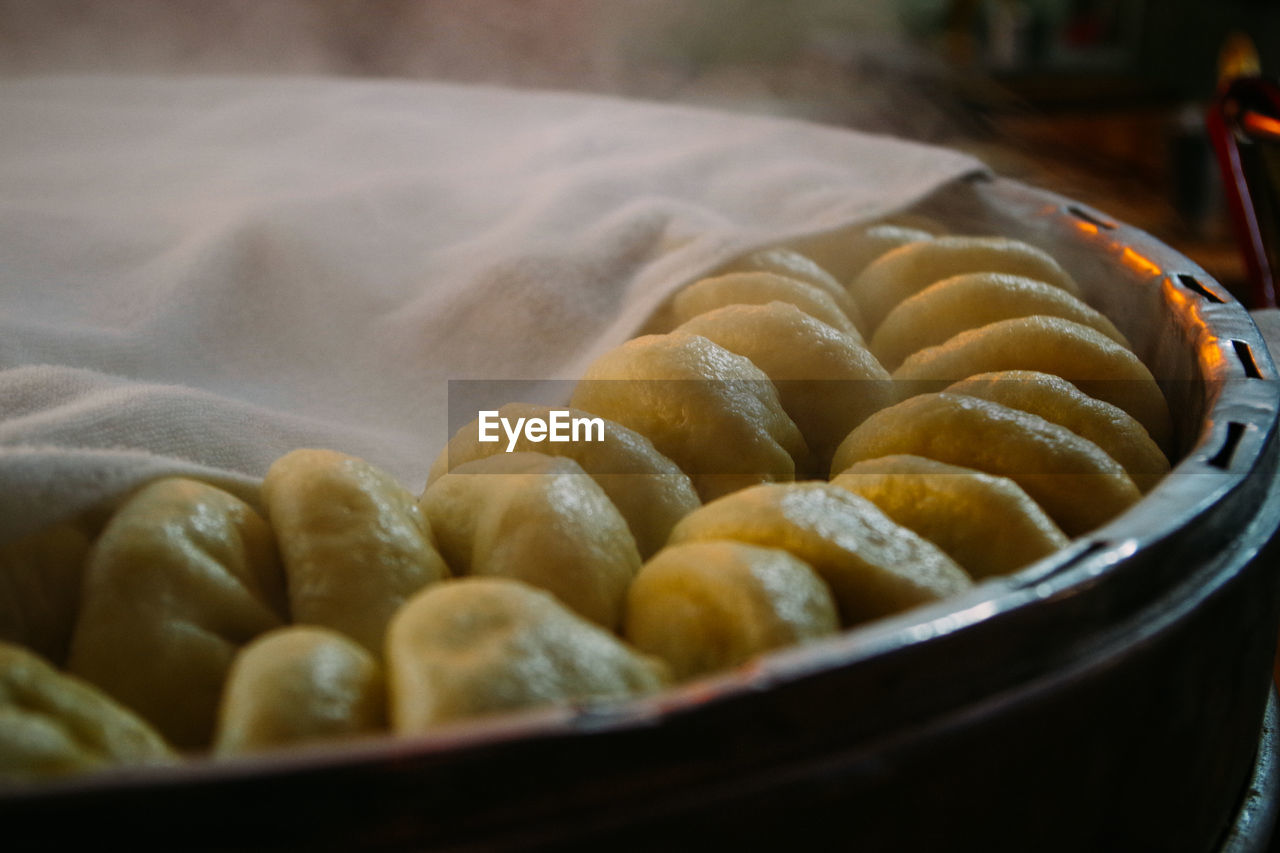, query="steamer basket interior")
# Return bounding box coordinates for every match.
[4,177,1280,853]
